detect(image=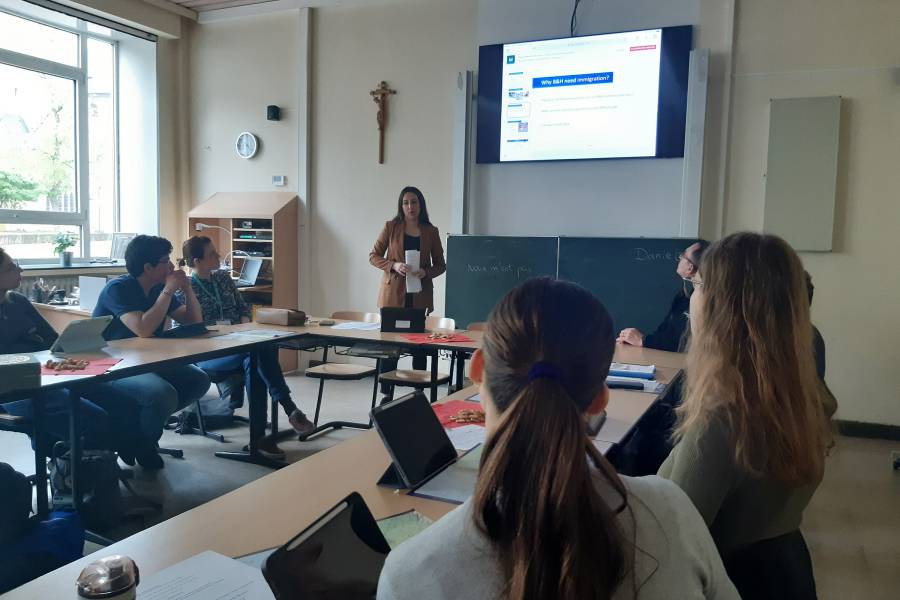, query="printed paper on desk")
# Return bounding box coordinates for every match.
[405,250,422,294]
[445,424,486,451]
[140,550,274,599]
[330,321,382,331]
